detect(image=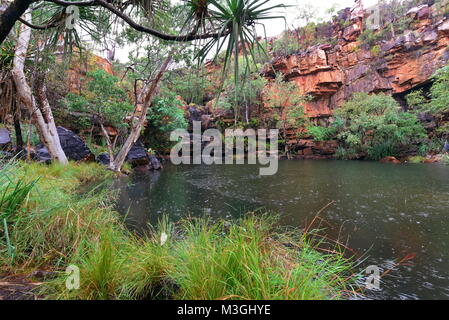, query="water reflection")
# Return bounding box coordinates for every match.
[114,160,449,300]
